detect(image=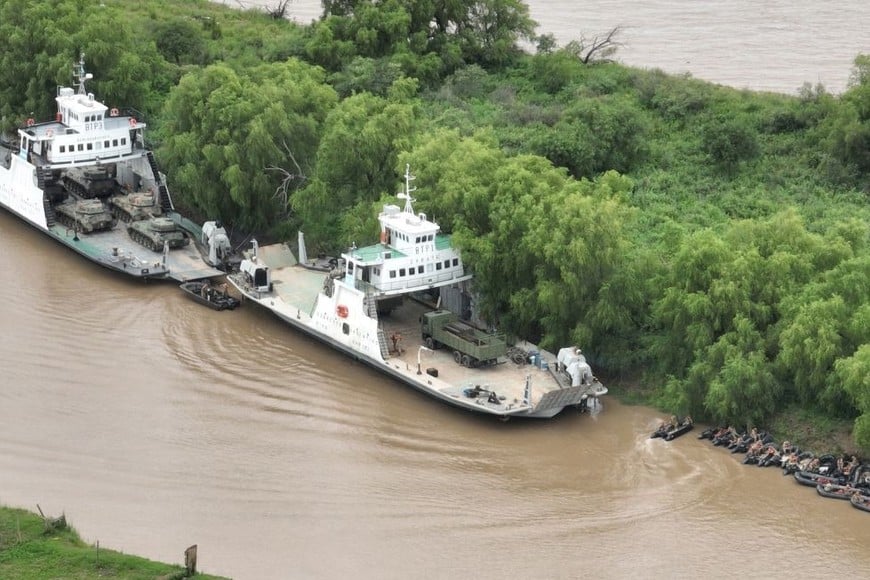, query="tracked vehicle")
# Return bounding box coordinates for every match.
[54,198,115,233]
[62,167,117,199]
[109,192,160,222]
[128,216,189,251]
